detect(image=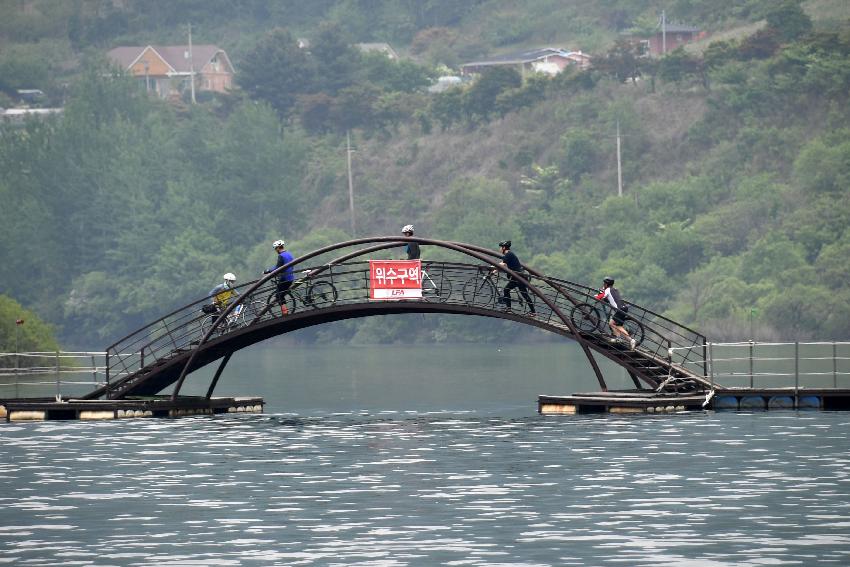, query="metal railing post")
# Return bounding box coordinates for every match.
[794,341,799,405]
[834,341,838,388]
[708,341,715,389]
[91,354,97,386]
[749,340,754,388]
[55,350,61,399]
[162,320,178,351]
[14,346,19,399]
